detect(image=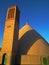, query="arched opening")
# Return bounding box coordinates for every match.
[43,57,47,65]
[2,53,7,65]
